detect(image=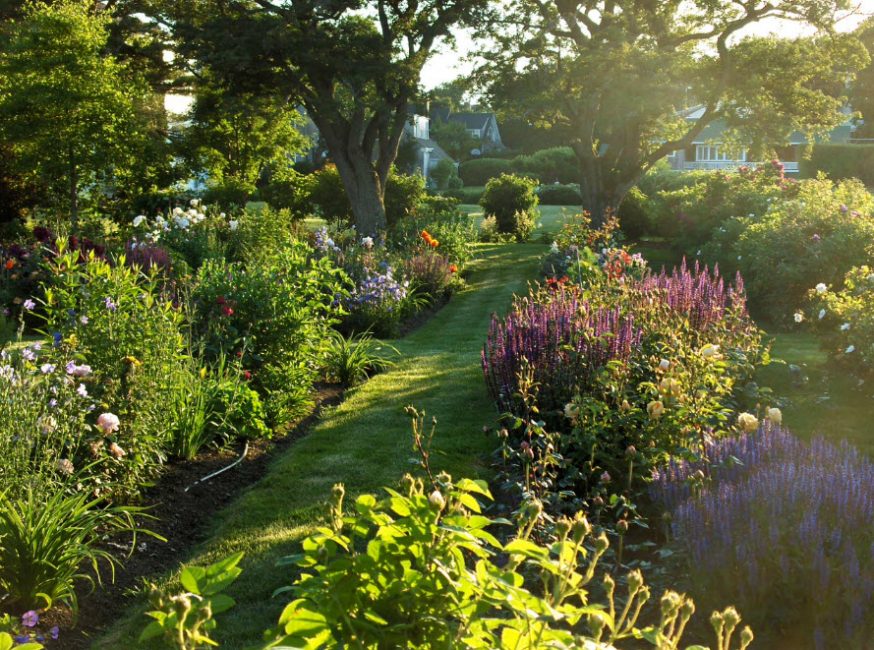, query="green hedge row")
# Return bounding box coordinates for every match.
[799,144,874,187]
